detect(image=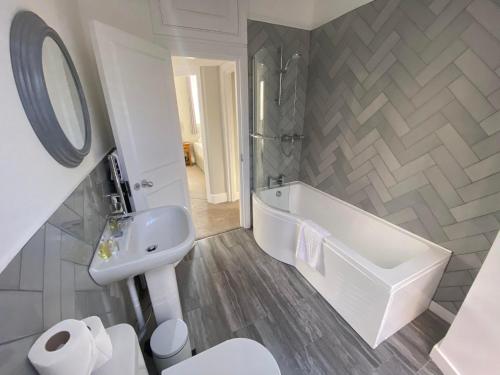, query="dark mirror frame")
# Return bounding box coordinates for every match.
[10,11,91,168]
